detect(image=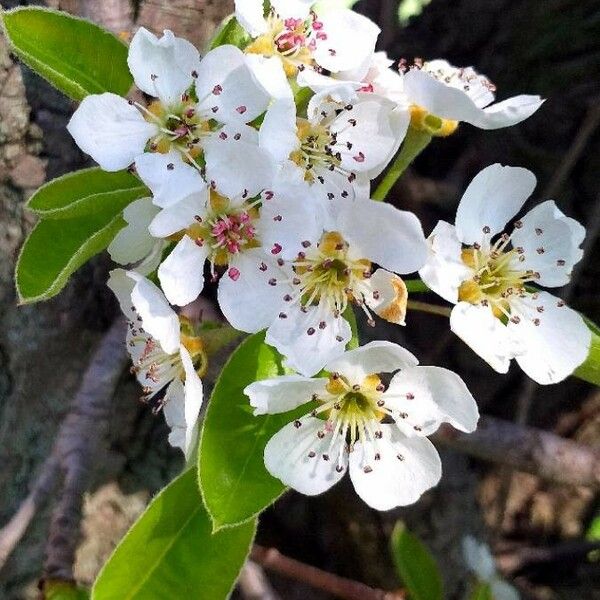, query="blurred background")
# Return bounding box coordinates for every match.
[0,0,599,598]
